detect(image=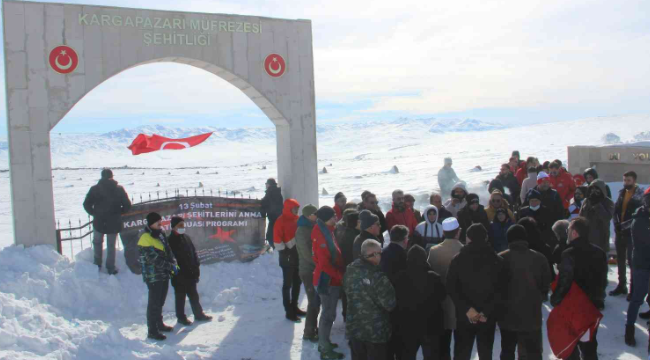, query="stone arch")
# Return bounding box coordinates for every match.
[2,1,318,247]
